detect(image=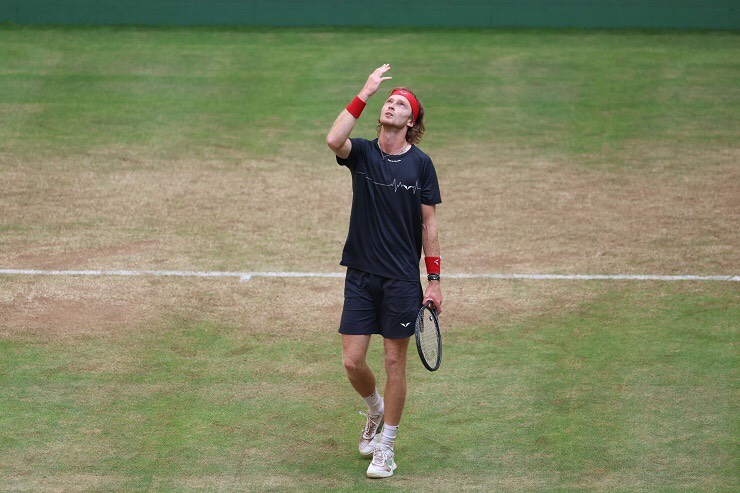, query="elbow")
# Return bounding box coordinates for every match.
[326,134,340,151]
